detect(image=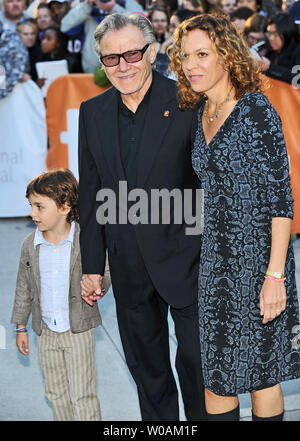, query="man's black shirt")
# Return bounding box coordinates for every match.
[118,77,153,190]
